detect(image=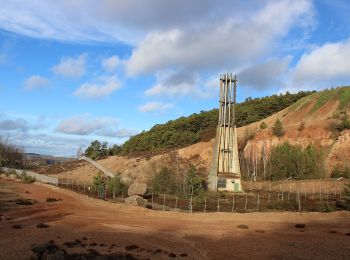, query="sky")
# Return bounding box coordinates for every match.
[0,0,350,157]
